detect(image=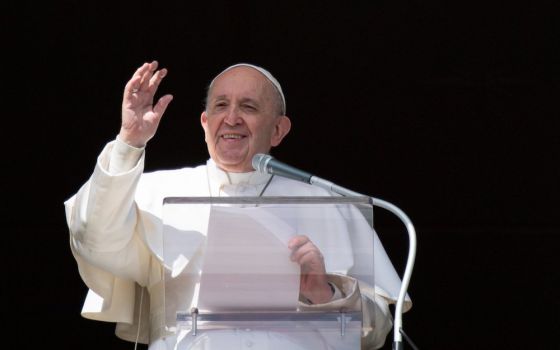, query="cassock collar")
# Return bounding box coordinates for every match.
[206,158,273,197]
